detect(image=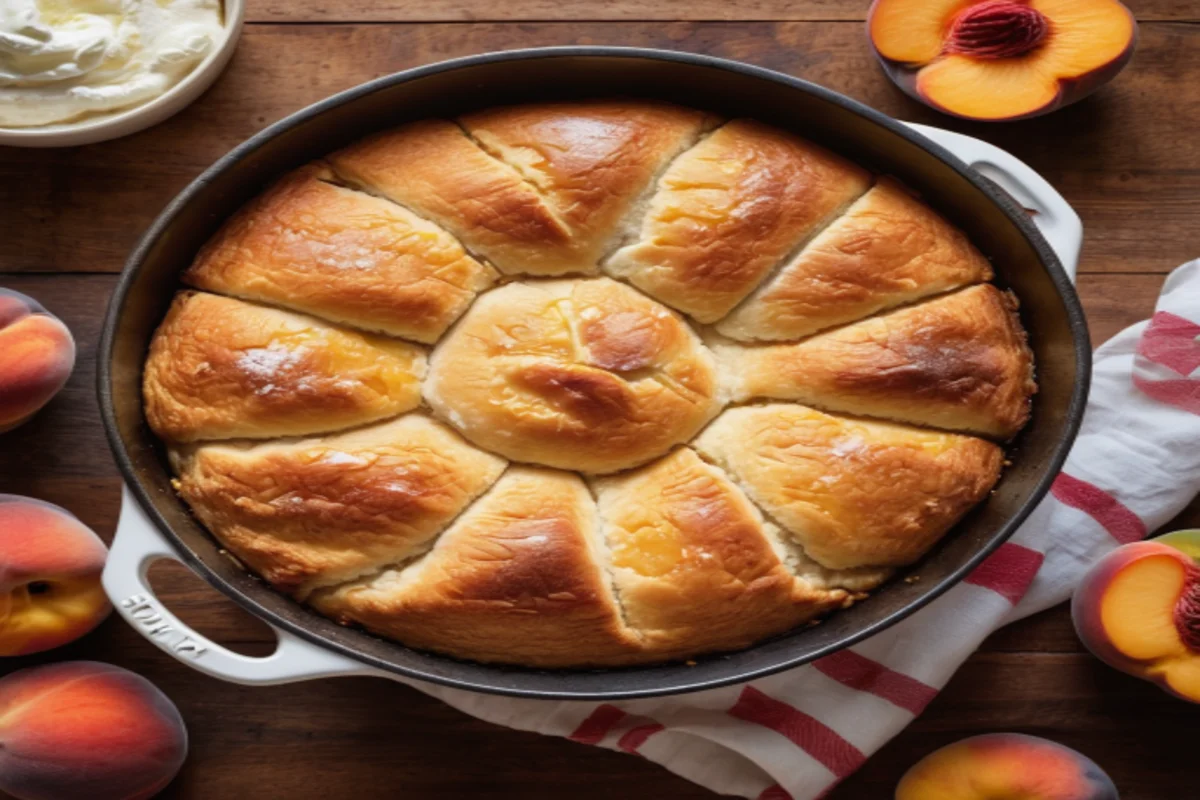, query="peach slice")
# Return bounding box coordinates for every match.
[896,733,1117,799]
[868,0,1138,121]
[1072,531,1200,702]
[0,495,110,656]
[0,661,187,800]
[0,288,75,433]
